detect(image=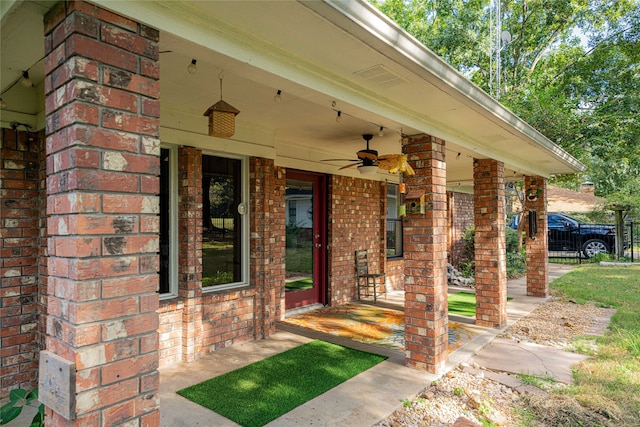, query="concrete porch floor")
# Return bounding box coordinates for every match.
[158,264,576,426]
